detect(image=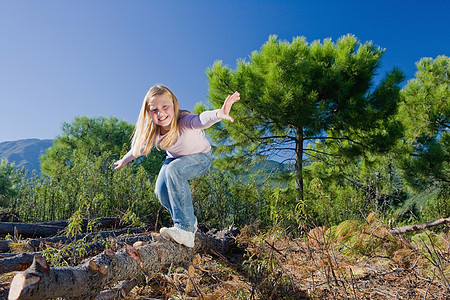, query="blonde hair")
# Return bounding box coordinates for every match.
[131,85,180,157]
